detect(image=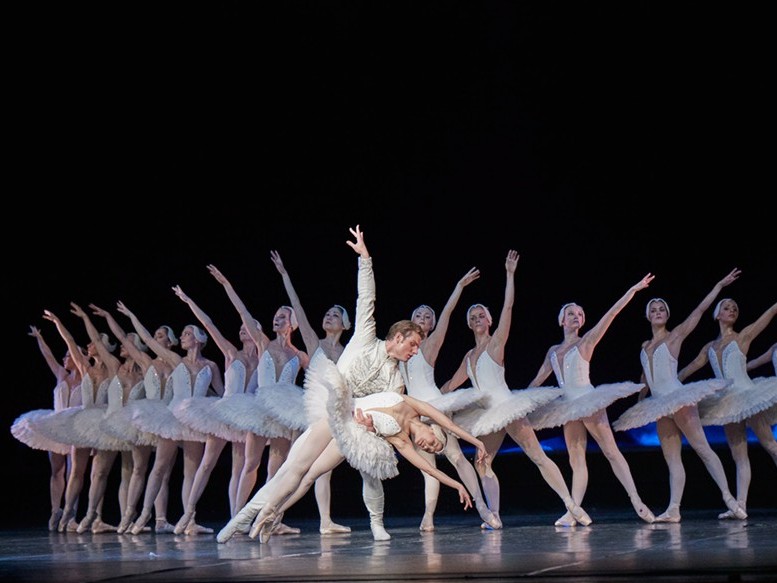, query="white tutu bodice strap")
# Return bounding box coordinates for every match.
[309,357,398,480]
[698,342,777,426]
[613,344,729,432]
